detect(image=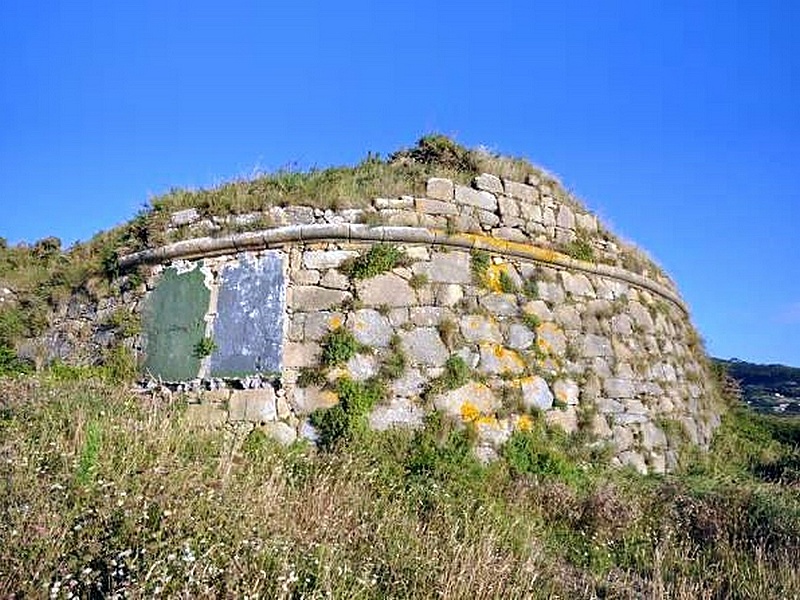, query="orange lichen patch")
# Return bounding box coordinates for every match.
[328,315,343,329]
[482,343,526,373]
[516,414,533,432]
[460,402,481,422]
[555,388,569,404]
